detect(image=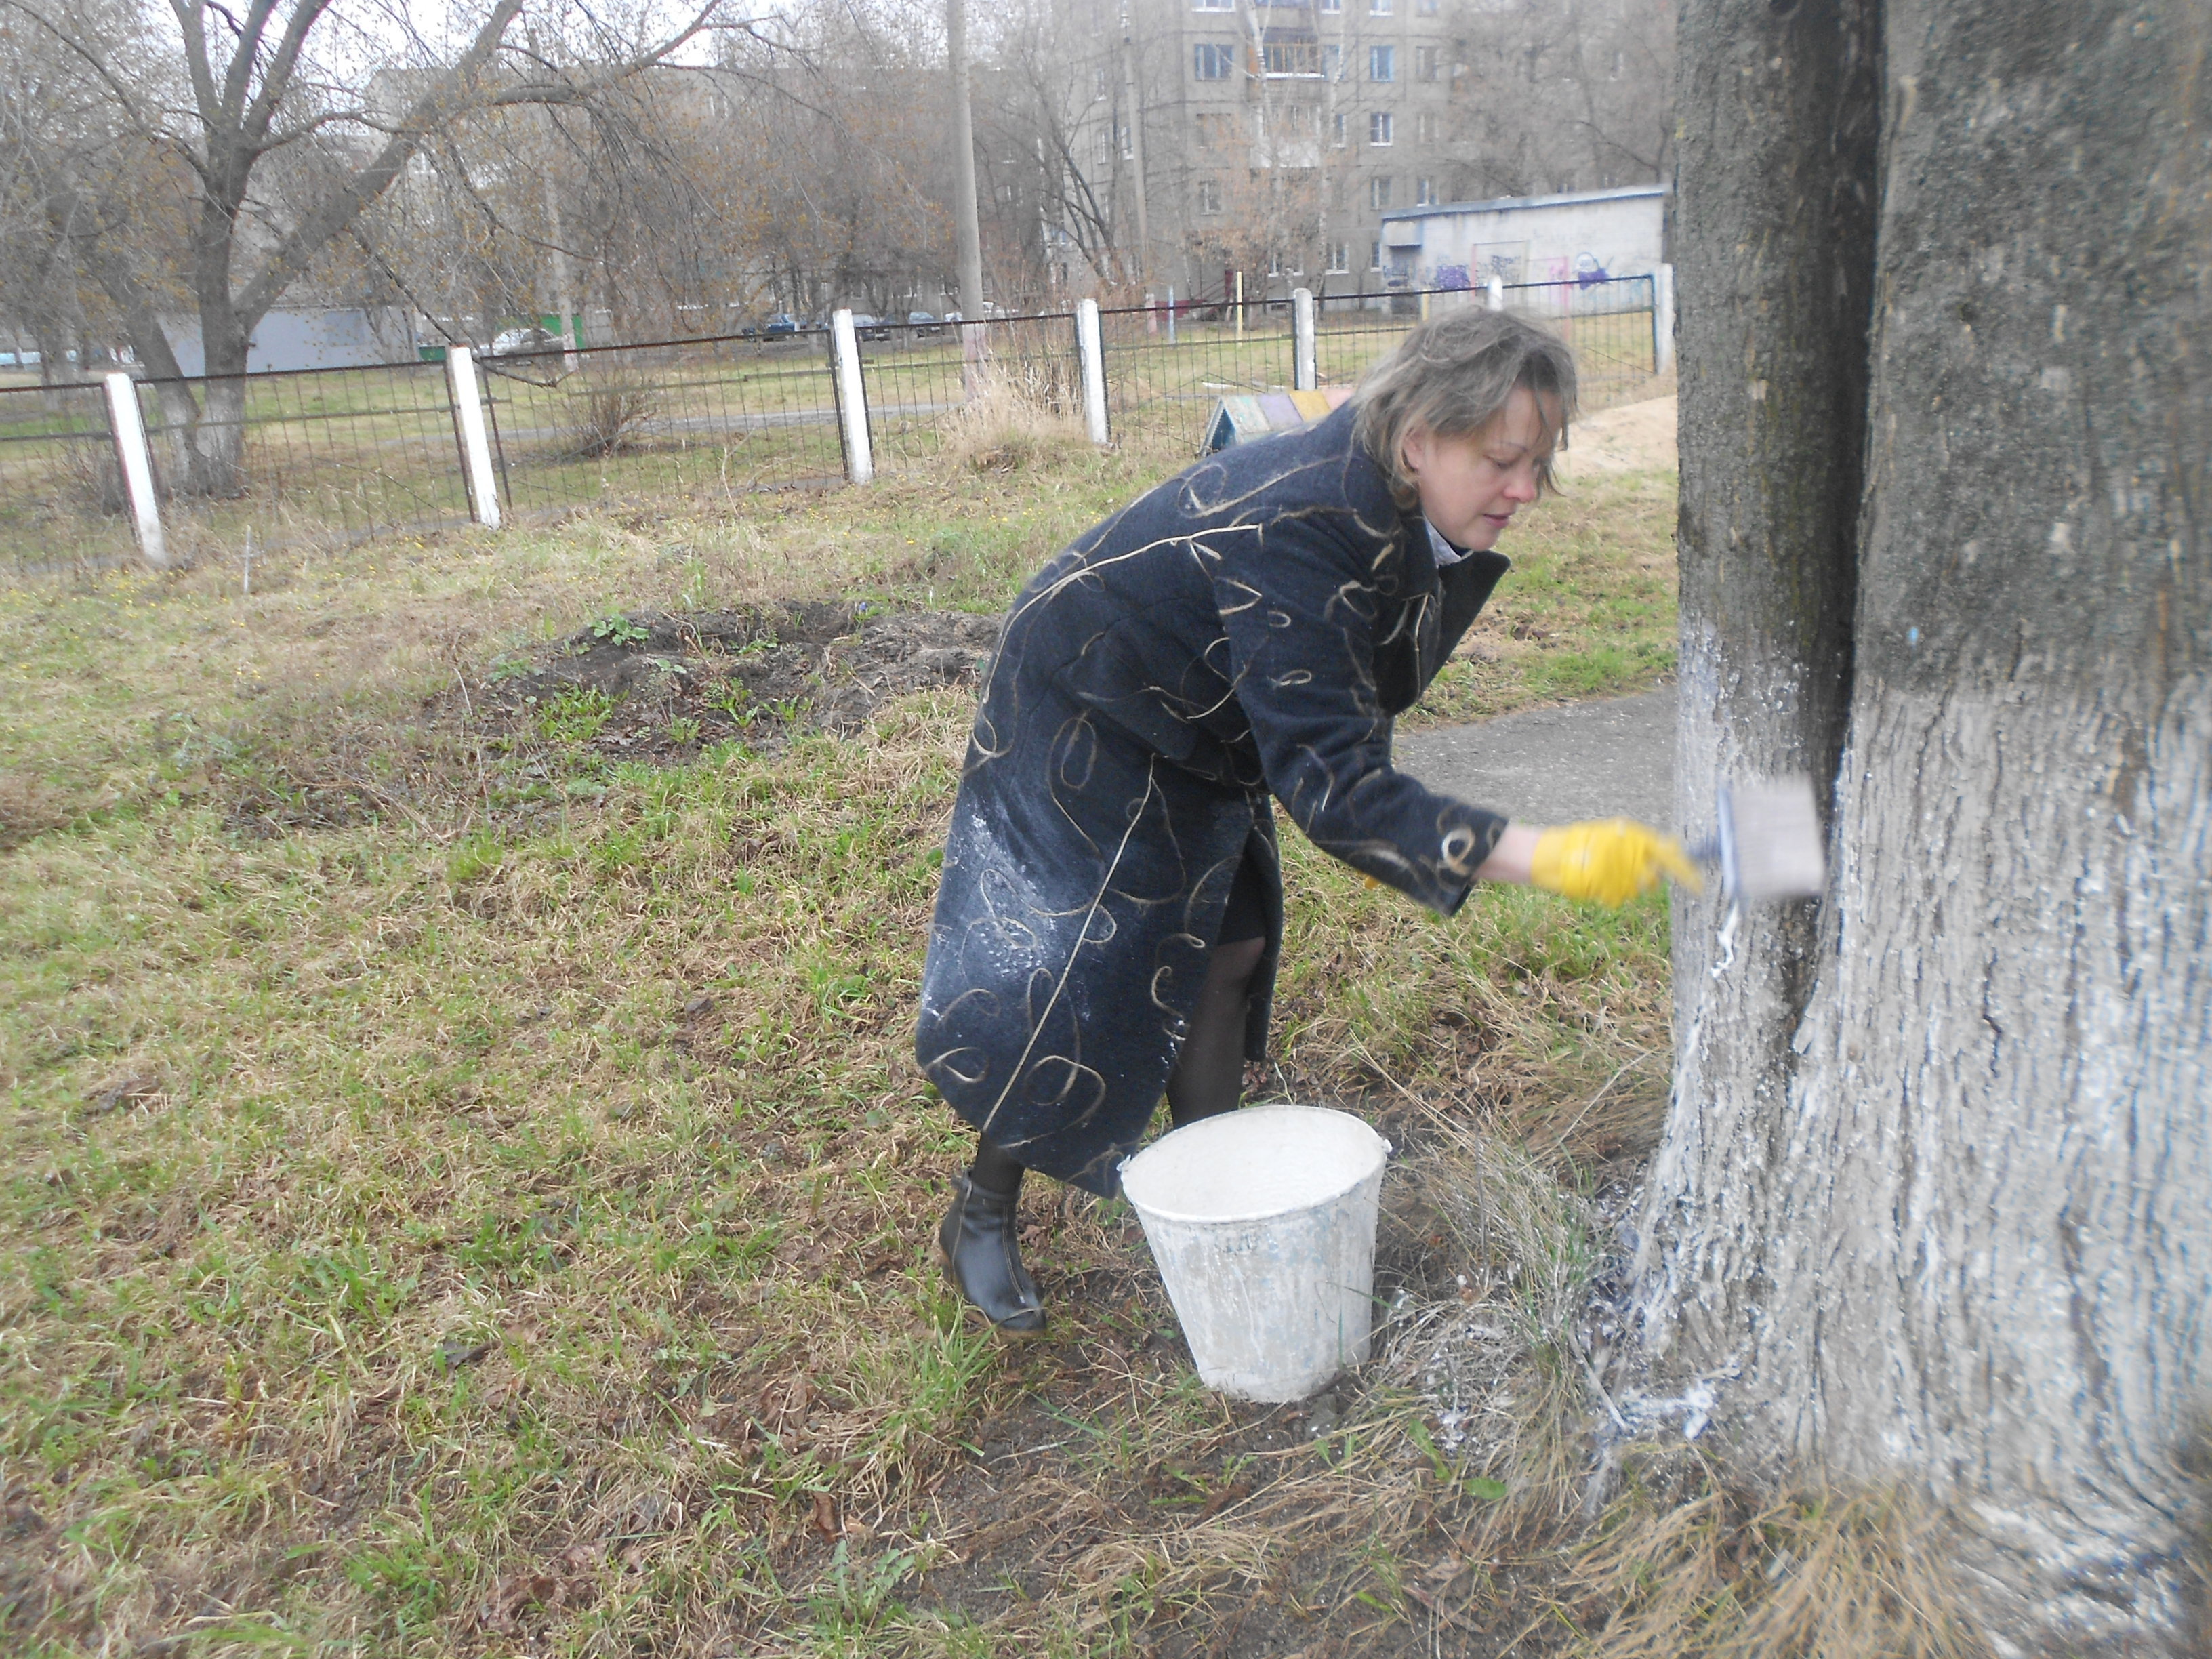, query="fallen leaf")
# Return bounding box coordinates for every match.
[809,1490,840,1544]
[436,1335,495,1370]
[1193,1481,1252,1521]
[1404,1582,1479,1629]
[476,1569,559,1634]
[1424,1551,1468,1584]
[85,1075,161,1115]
